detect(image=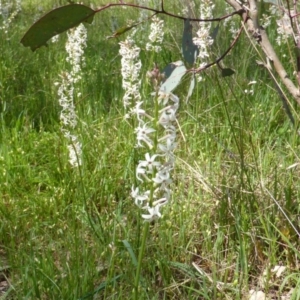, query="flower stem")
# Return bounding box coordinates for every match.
[134,221,149,300]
